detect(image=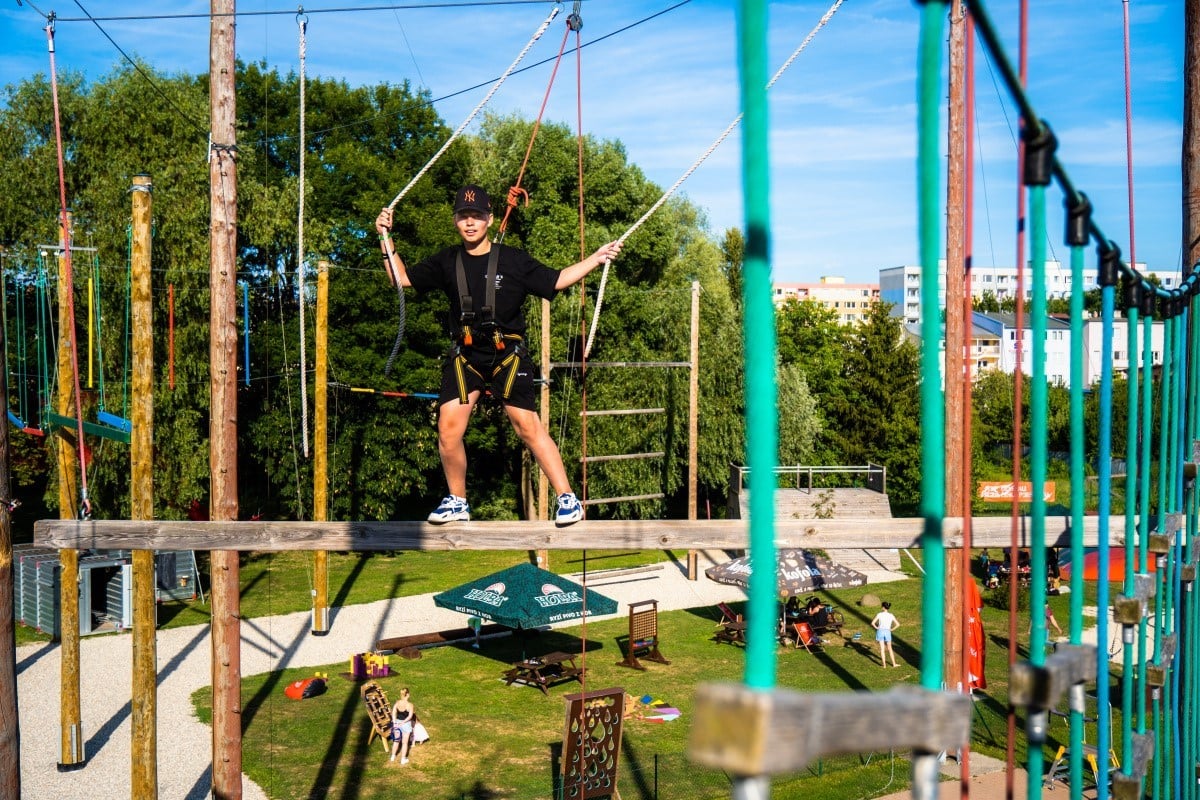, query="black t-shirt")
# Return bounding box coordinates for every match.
[407,243,560,338]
